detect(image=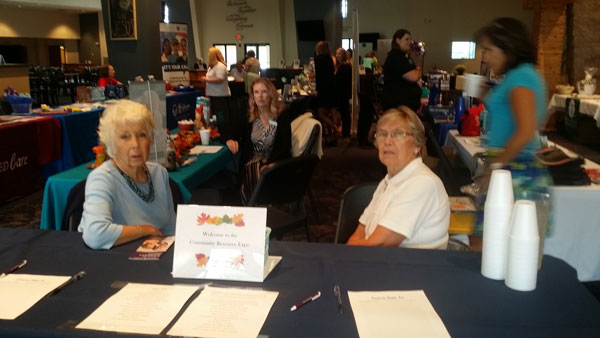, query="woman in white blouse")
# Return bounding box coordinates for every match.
[347,107,450,249]
[201,47,231,98]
